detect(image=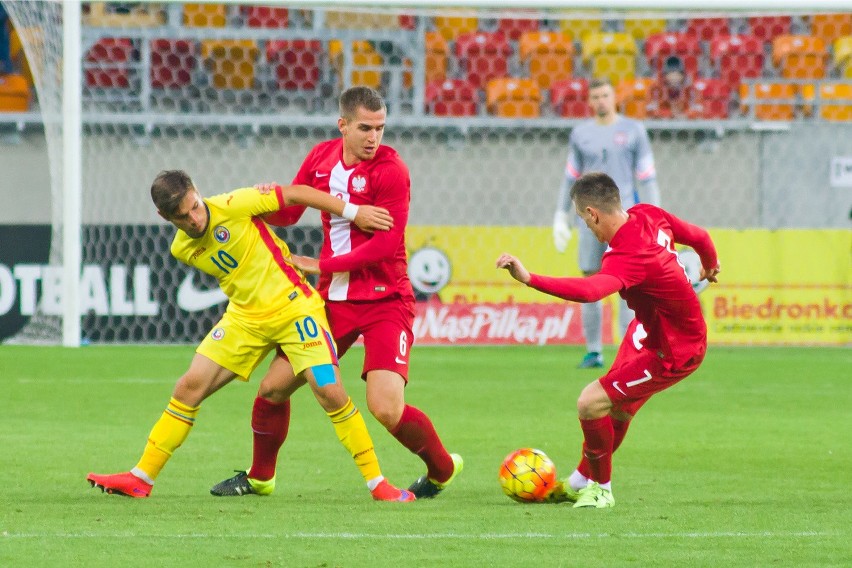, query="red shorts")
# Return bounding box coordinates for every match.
[600,321,706,416]
[326,296,415,382]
